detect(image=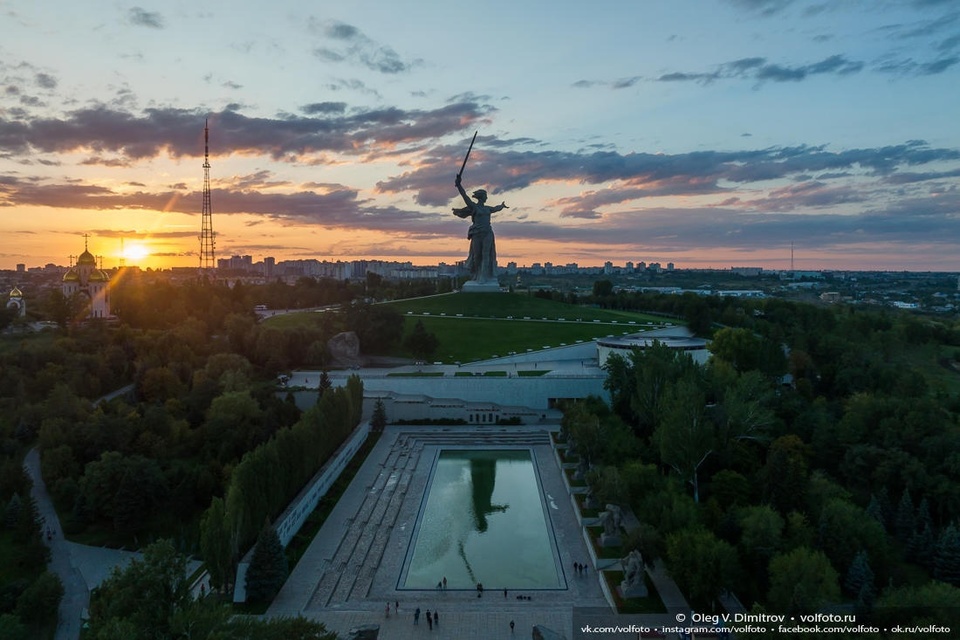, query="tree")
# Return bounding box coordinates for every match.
[738,505,784,562]
[895,490,916,543]
[15,572,63,627]
[592,279,613,298]
[0,615,30,640]
[89,539,190,636]
[844,550,875,611]
[245,524,288,603]
[655,378,714,503]
[935,523,960,586]
[816,498,888,577]
[874,581,960,631]
[200,497,236,593]
[405,320,440,361]
[564,402,604,466]
[714,370,775,448]
[317,370,332,399]
[665,527,739,609]
[762,435,808,515]
[767,547,840,613]
[371,398,387,432]
[708,327,762,373]
[630,343,698,437]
